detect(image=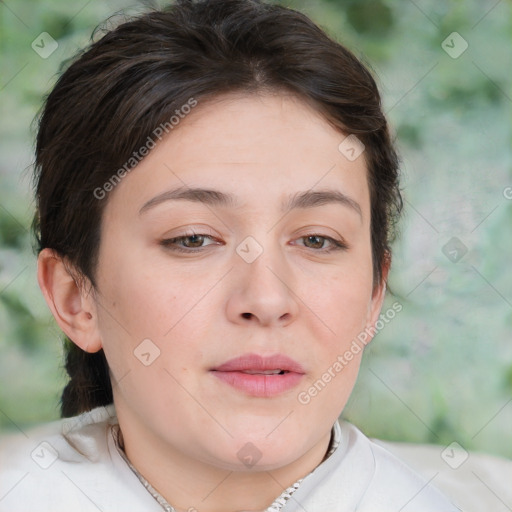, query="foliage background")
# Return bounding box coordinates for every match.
[1,0,511,458]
